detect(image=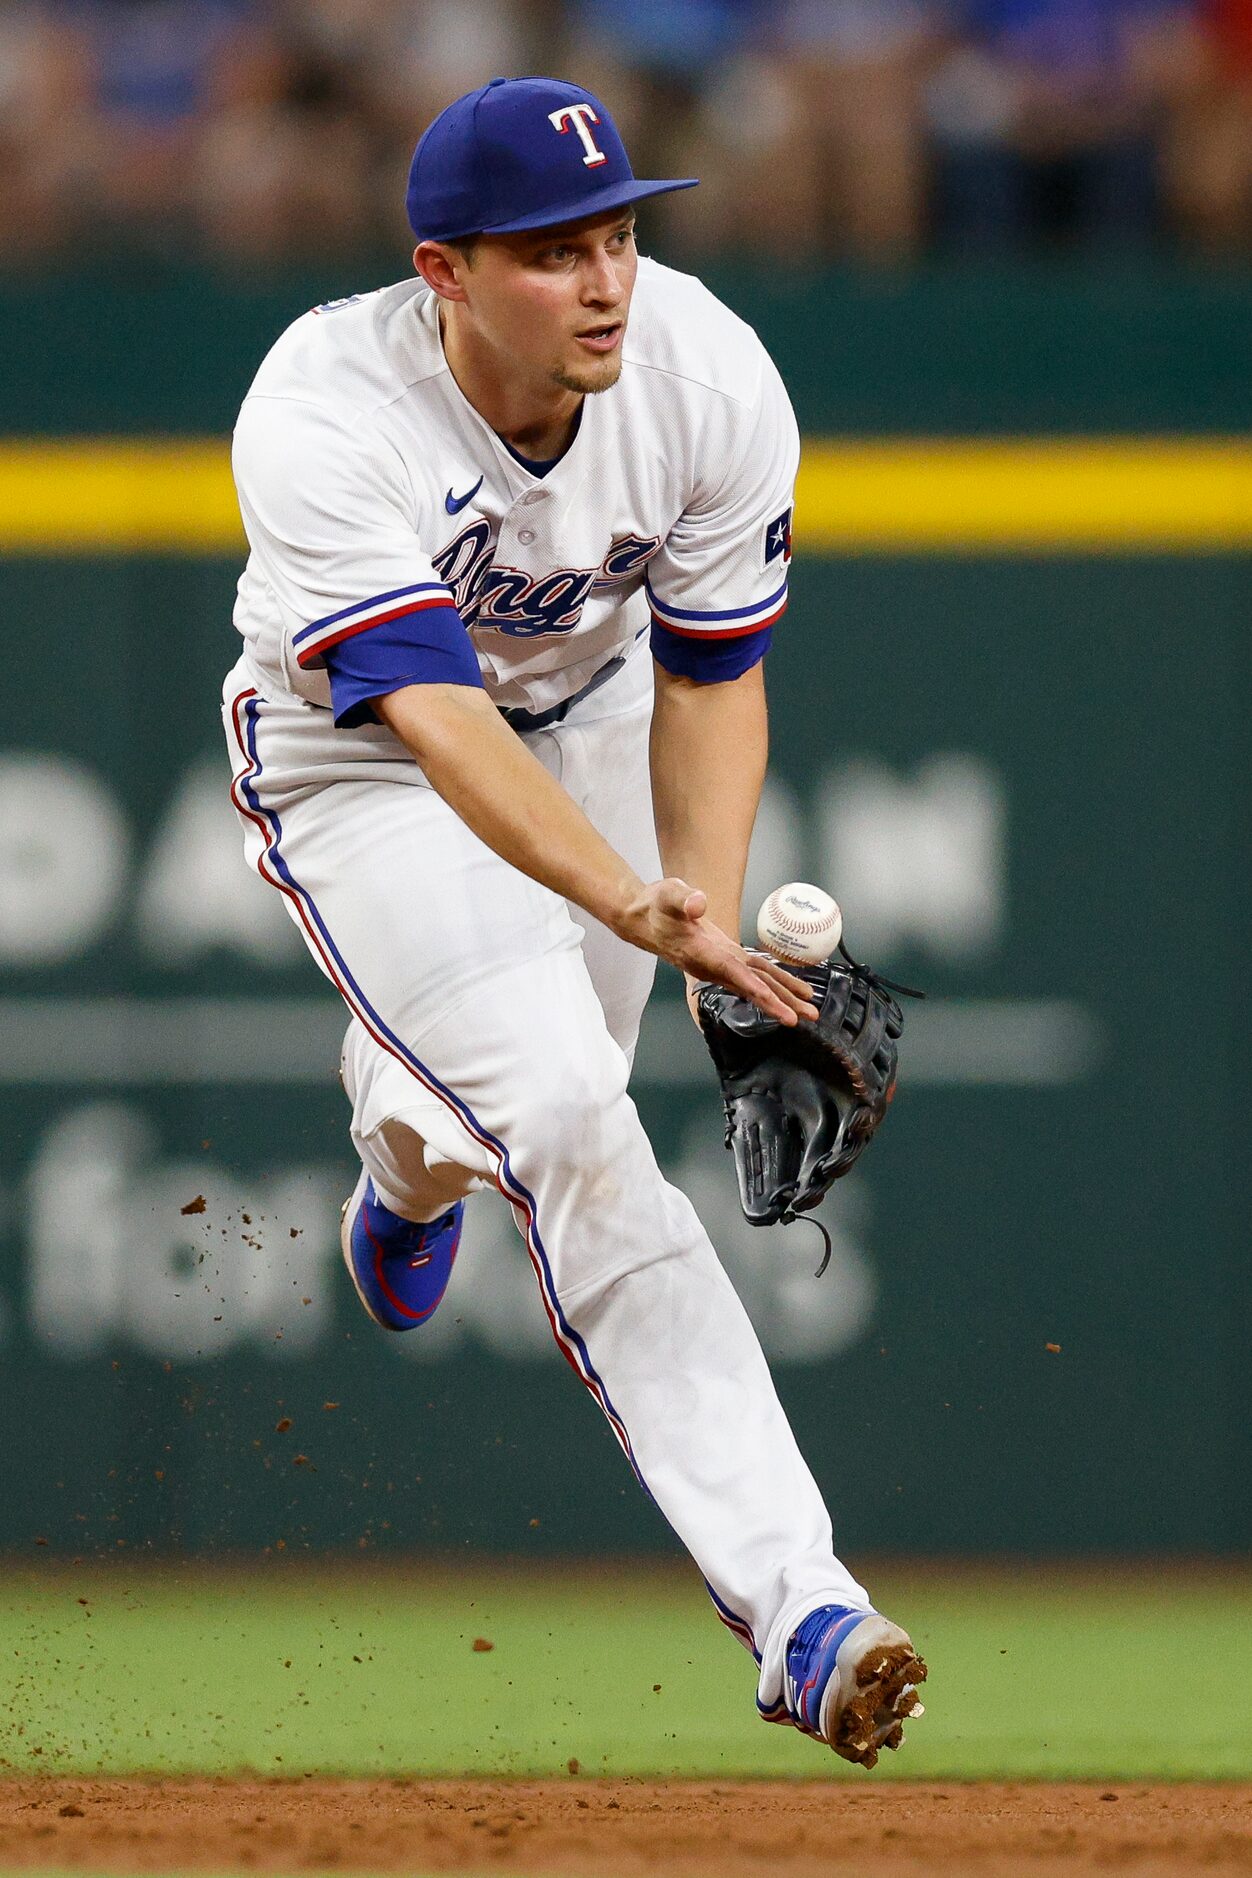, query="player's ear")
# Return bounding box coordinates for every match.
[414,240,471,303]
